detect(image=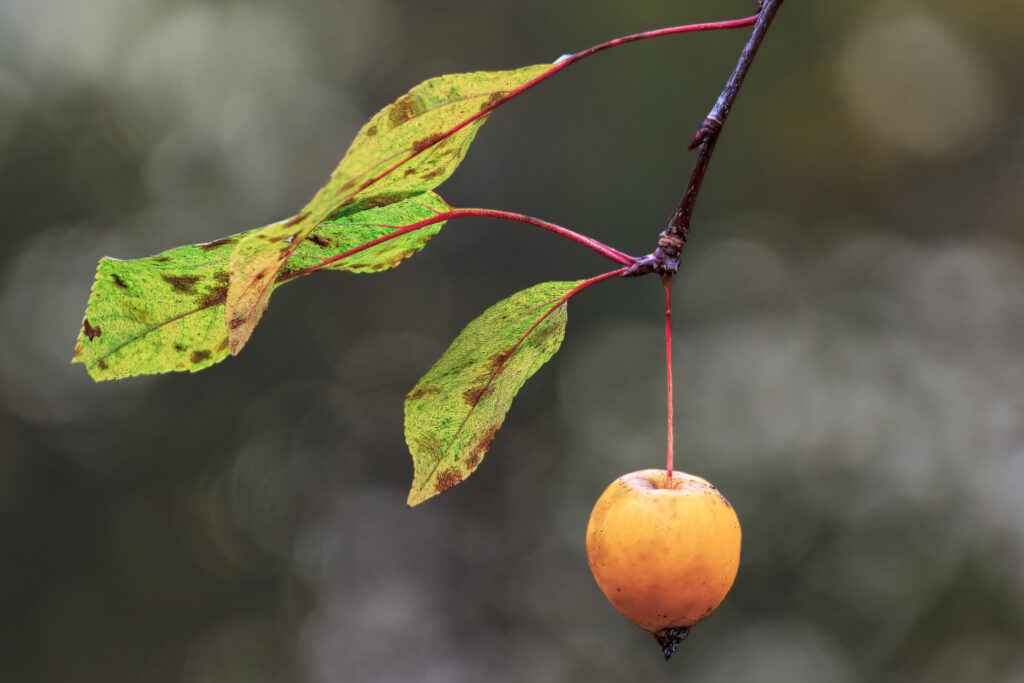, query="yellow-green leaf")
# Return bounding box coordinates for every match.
[405,281,577,506]
[73,193,449,381]
[226,63,552,355]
